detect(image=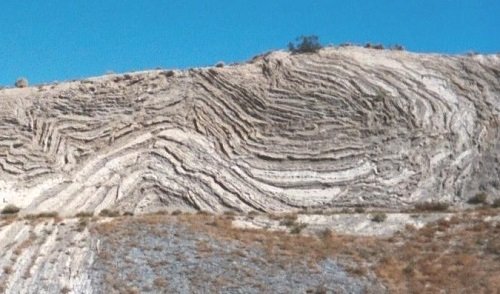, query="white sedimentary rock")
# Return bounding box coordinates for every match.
[0,47,499,215]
